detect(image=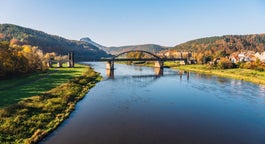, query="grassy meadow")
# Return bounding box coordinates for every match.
[0,64,102,143]
[0,64,86,108]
